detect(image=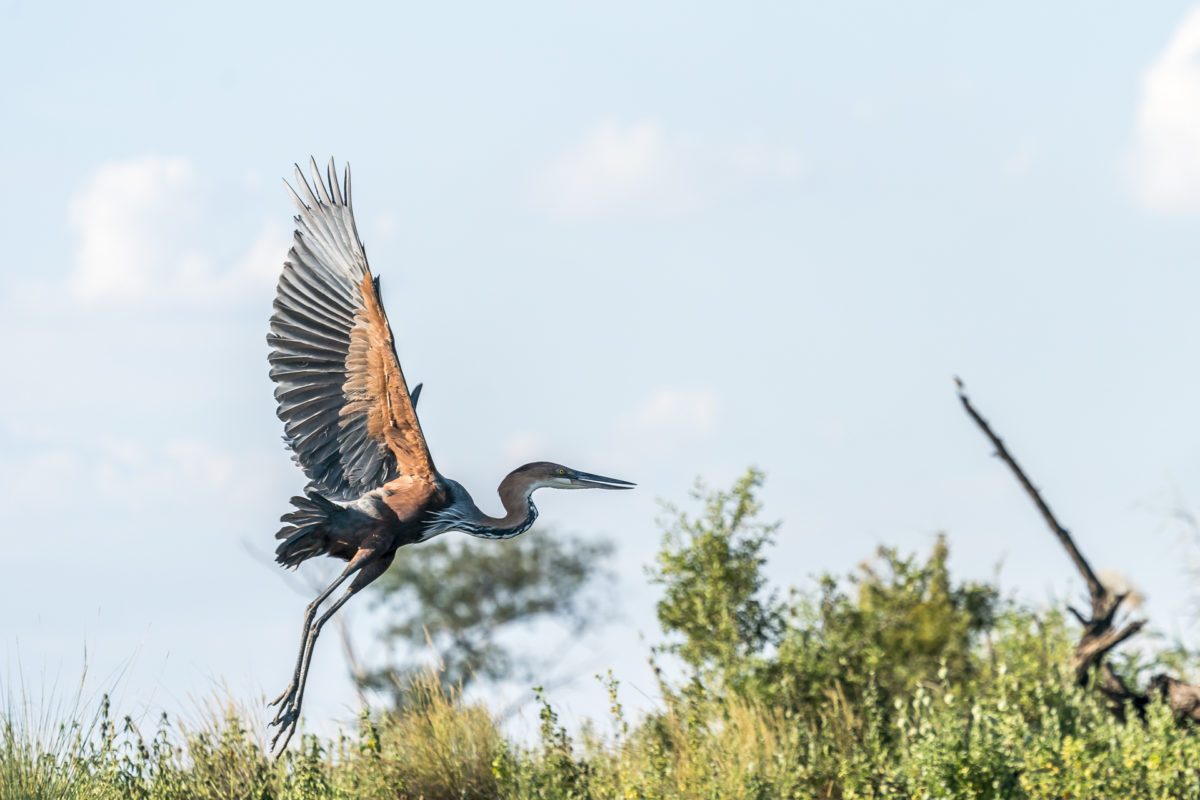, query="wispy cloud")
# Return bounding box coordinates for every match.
[504,431,550,463]
[1129,6,1200,217]
[66,155,286,305]
[535,120,802,222]
[69,156,197,301]
[0,432,277,511]
[227,221,290,291]
[633,387,720,436]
